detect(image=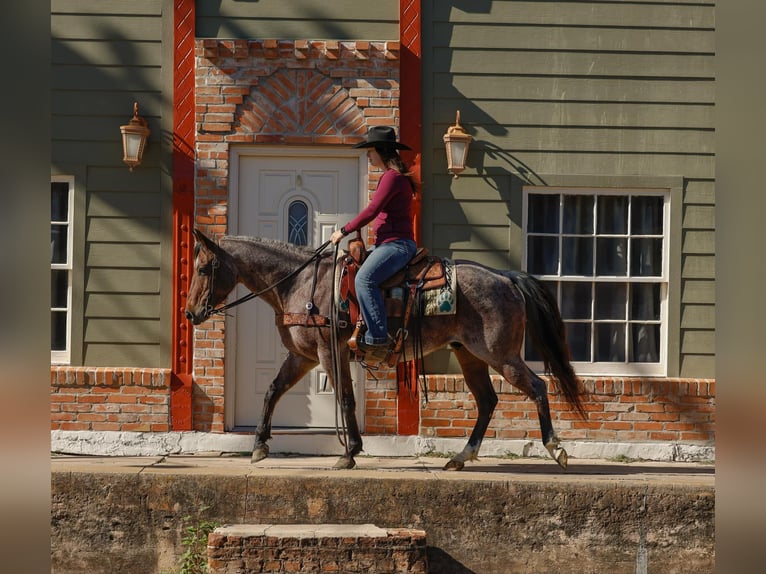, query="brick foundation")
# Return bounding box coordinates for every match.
[50,366,171,432]
[207,524,427,574]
